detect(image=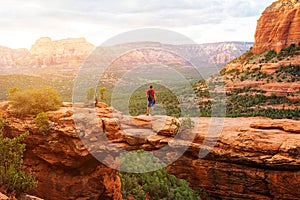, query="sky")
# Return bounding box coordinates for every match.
[0,0,274,49]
